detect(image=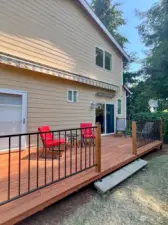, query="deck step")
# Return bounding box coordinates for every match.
[94,159,148,194]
